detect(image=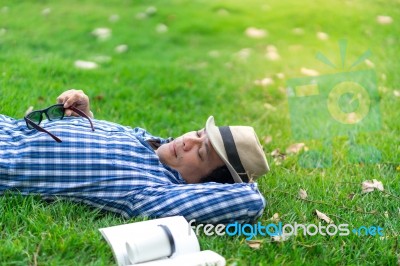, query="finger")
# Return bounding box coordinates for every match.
[56,90,73,103]
[64,109,73,116]
[57,89,77,104]
[56,93,67,104]
[70,111,79,117]
[64,96,80,108]
[65,110,80,117]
